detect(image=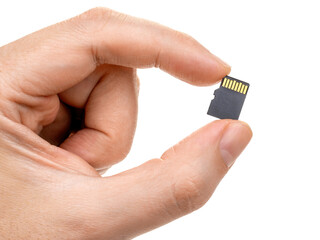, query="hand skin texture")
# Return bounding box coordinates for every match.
[0,8,252,240]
